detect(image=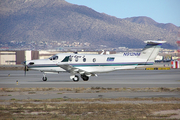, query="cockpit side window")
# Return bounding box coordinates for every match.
[49,56,58,60]
[53,56,58,60]
[49,57,52,60]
